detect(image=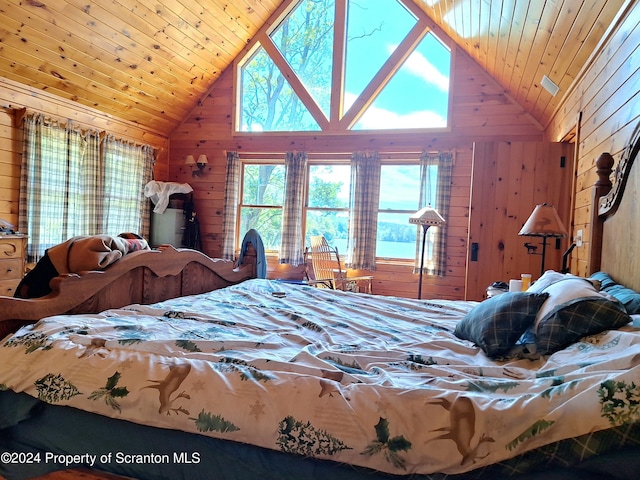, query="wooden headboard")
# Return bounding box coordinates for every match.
[0,246,257,339]
[591,121,640,292]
